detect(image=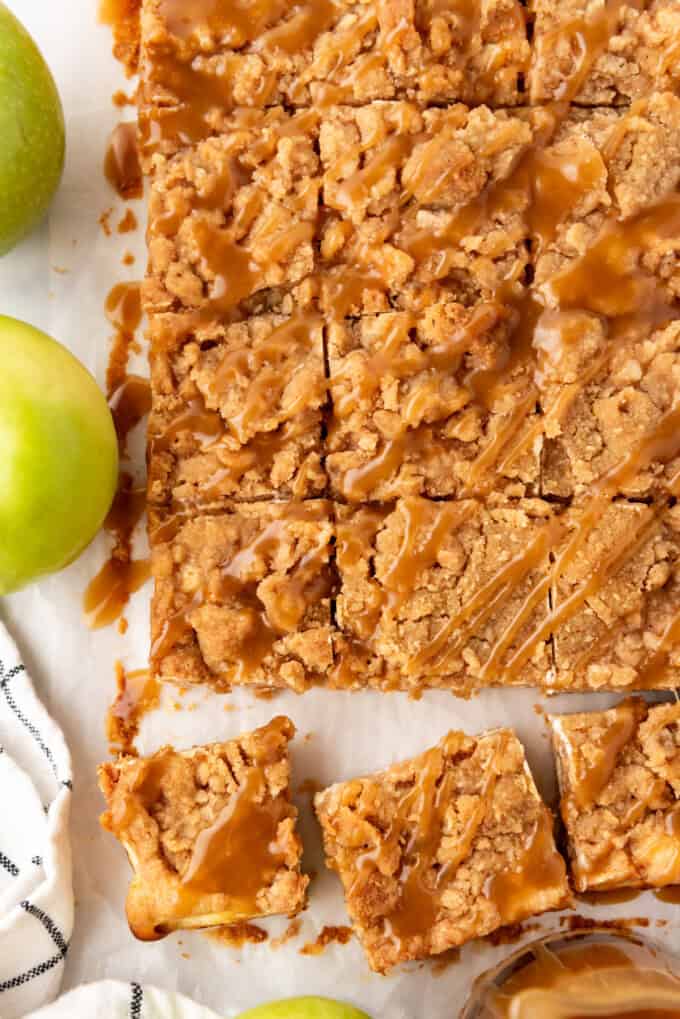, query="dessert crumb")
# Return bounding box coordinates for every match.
[271,918,302,950]
[300,925,353,956]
